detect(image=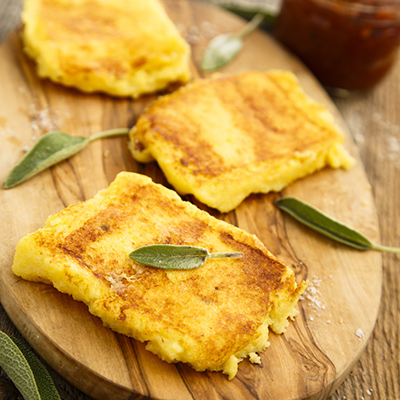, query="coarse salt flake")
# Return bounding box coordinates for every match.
[355,328,365,340]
